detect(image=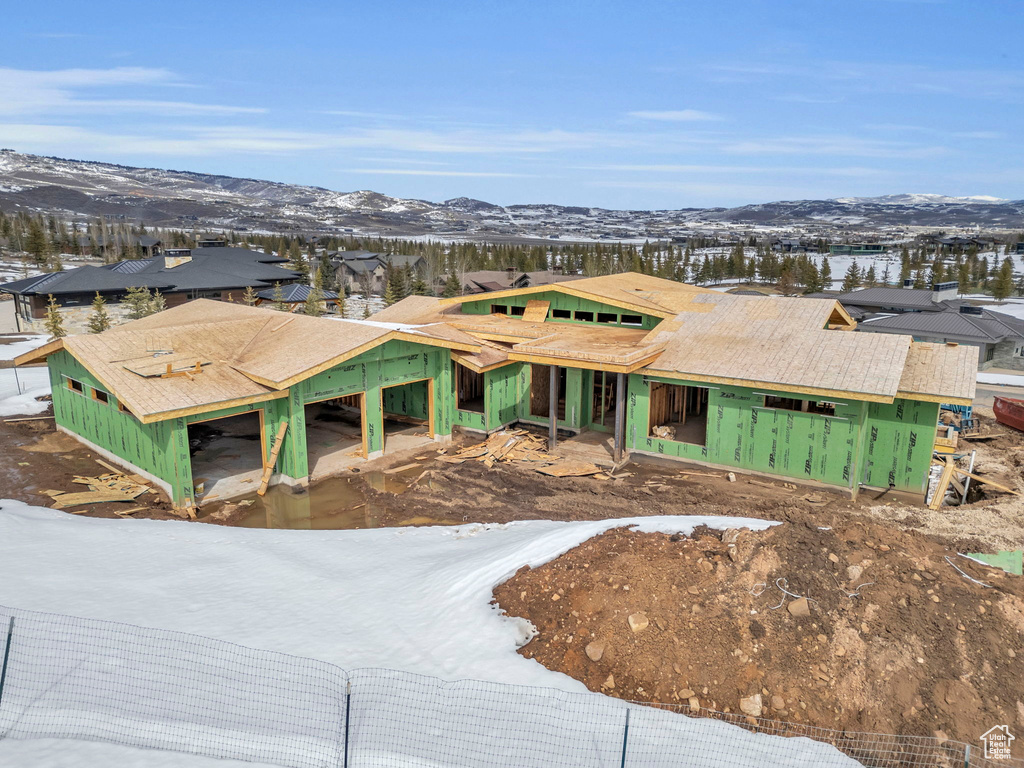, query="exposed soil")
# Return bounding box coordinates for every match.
[493,516,1024,755]
[0,406,179,519]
